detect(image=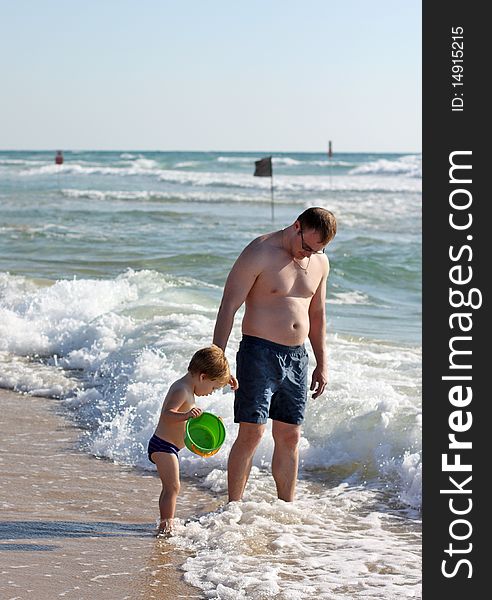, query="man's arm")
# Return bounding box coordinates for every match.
[308,257,330,399]
[213,242,262,351]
